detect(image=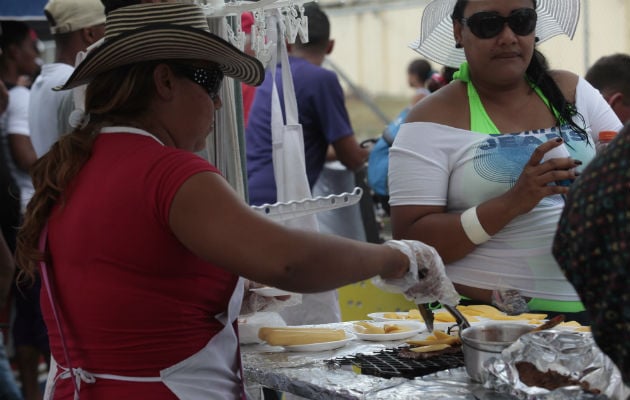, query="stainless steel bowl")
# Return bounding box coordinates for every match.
[460,323,533,382]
